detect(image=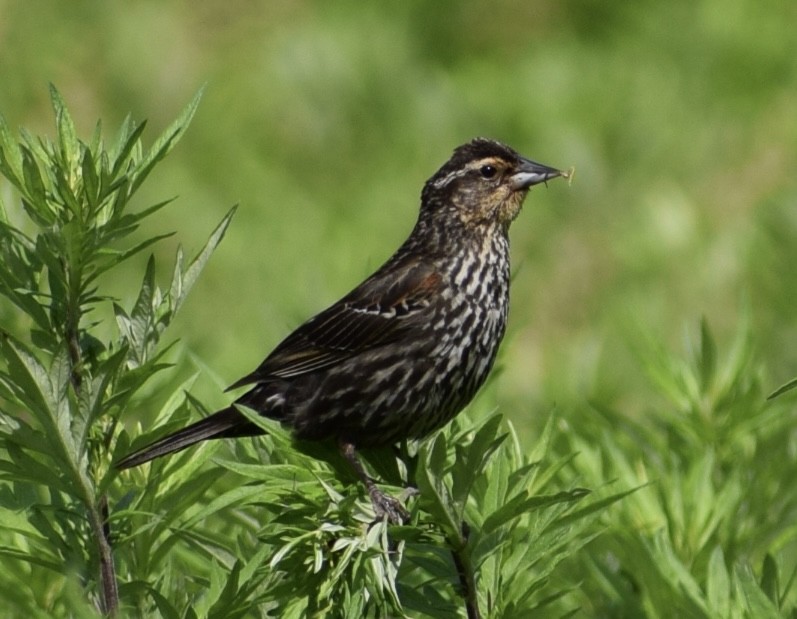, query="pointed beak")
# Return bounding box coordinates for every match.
[509,157,565,190]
